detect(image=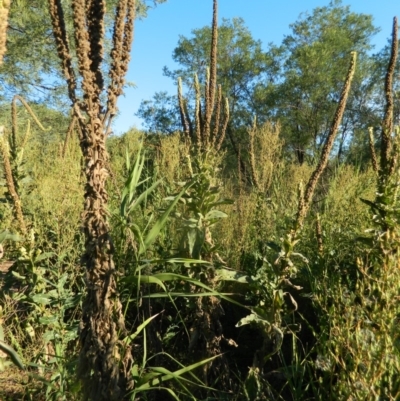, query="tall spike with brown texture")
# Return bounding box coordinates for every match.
[178,77,190,140]
[47,0,136,399]
[248,116,260,190]
[48,0,78,105]
[0,130,26,235]
[295,52,357,231]
[368,127,379,173]
[105,0,135,131]
[380,17,398,178]
[203,0,218,147]
[0,0,10,65]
